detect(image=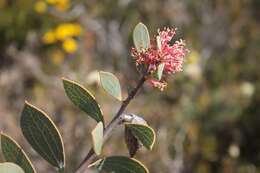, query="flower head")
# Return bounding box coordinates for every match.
[62,38,77,53]
[131,27,188,90]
